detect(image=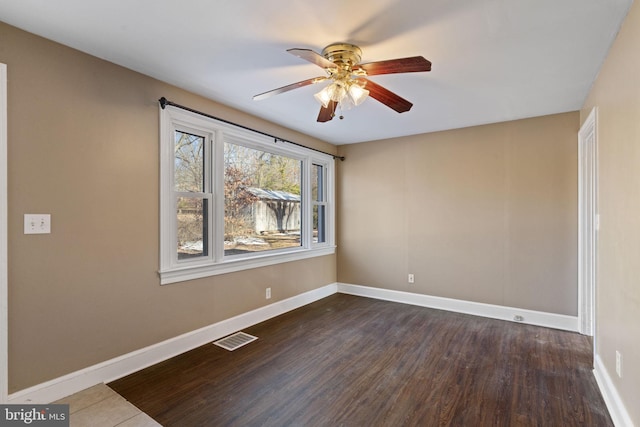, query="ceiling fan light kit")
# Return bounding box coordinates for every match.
[313,80,369,109]
[253,42,431,123]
